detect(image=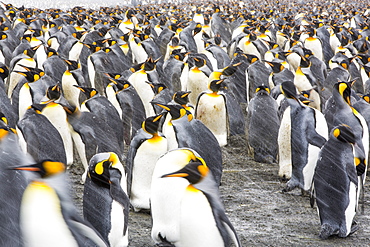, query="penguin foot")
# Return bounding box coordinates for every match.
[156,234,175,247]
[349,221,359,236]
[319,223,335,240]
